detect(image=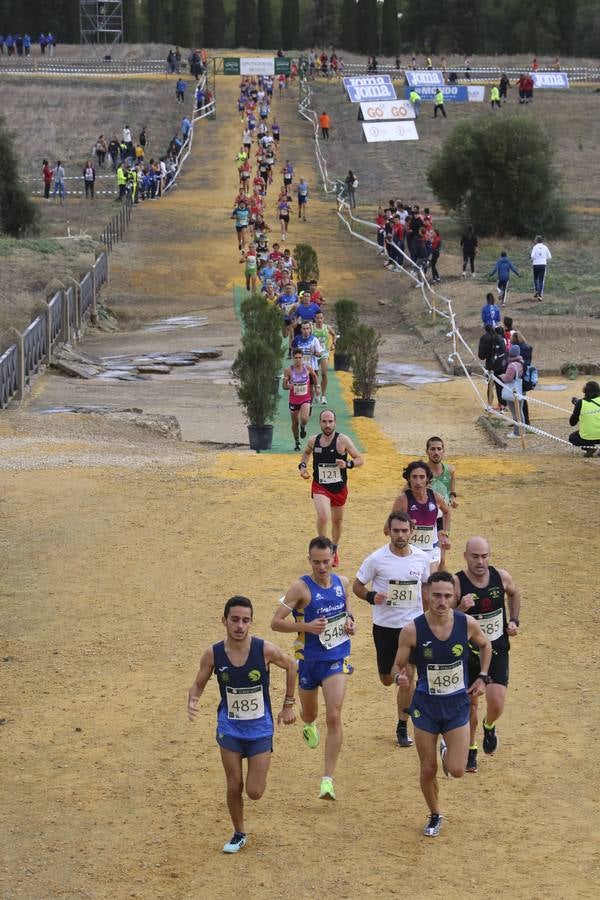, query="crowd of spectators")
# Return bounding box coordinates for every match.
[0,32,56,55]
